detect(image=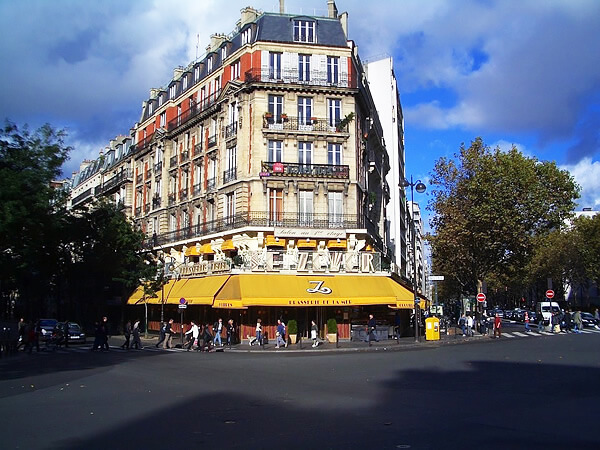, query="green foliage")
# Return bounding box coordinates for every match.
[337,112,355,131]
[327,318,337,333]
[429,137,580,300]
[287,319,298,334]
